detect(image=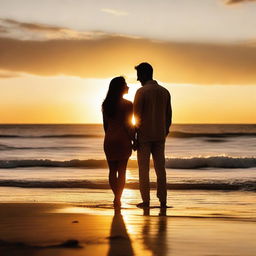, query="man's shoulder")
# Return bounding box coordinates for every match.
[136,86,144,93]
[154,82,170,96]
[161,85,170,96]
[134,86,144,98]
[135,81,170,96]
